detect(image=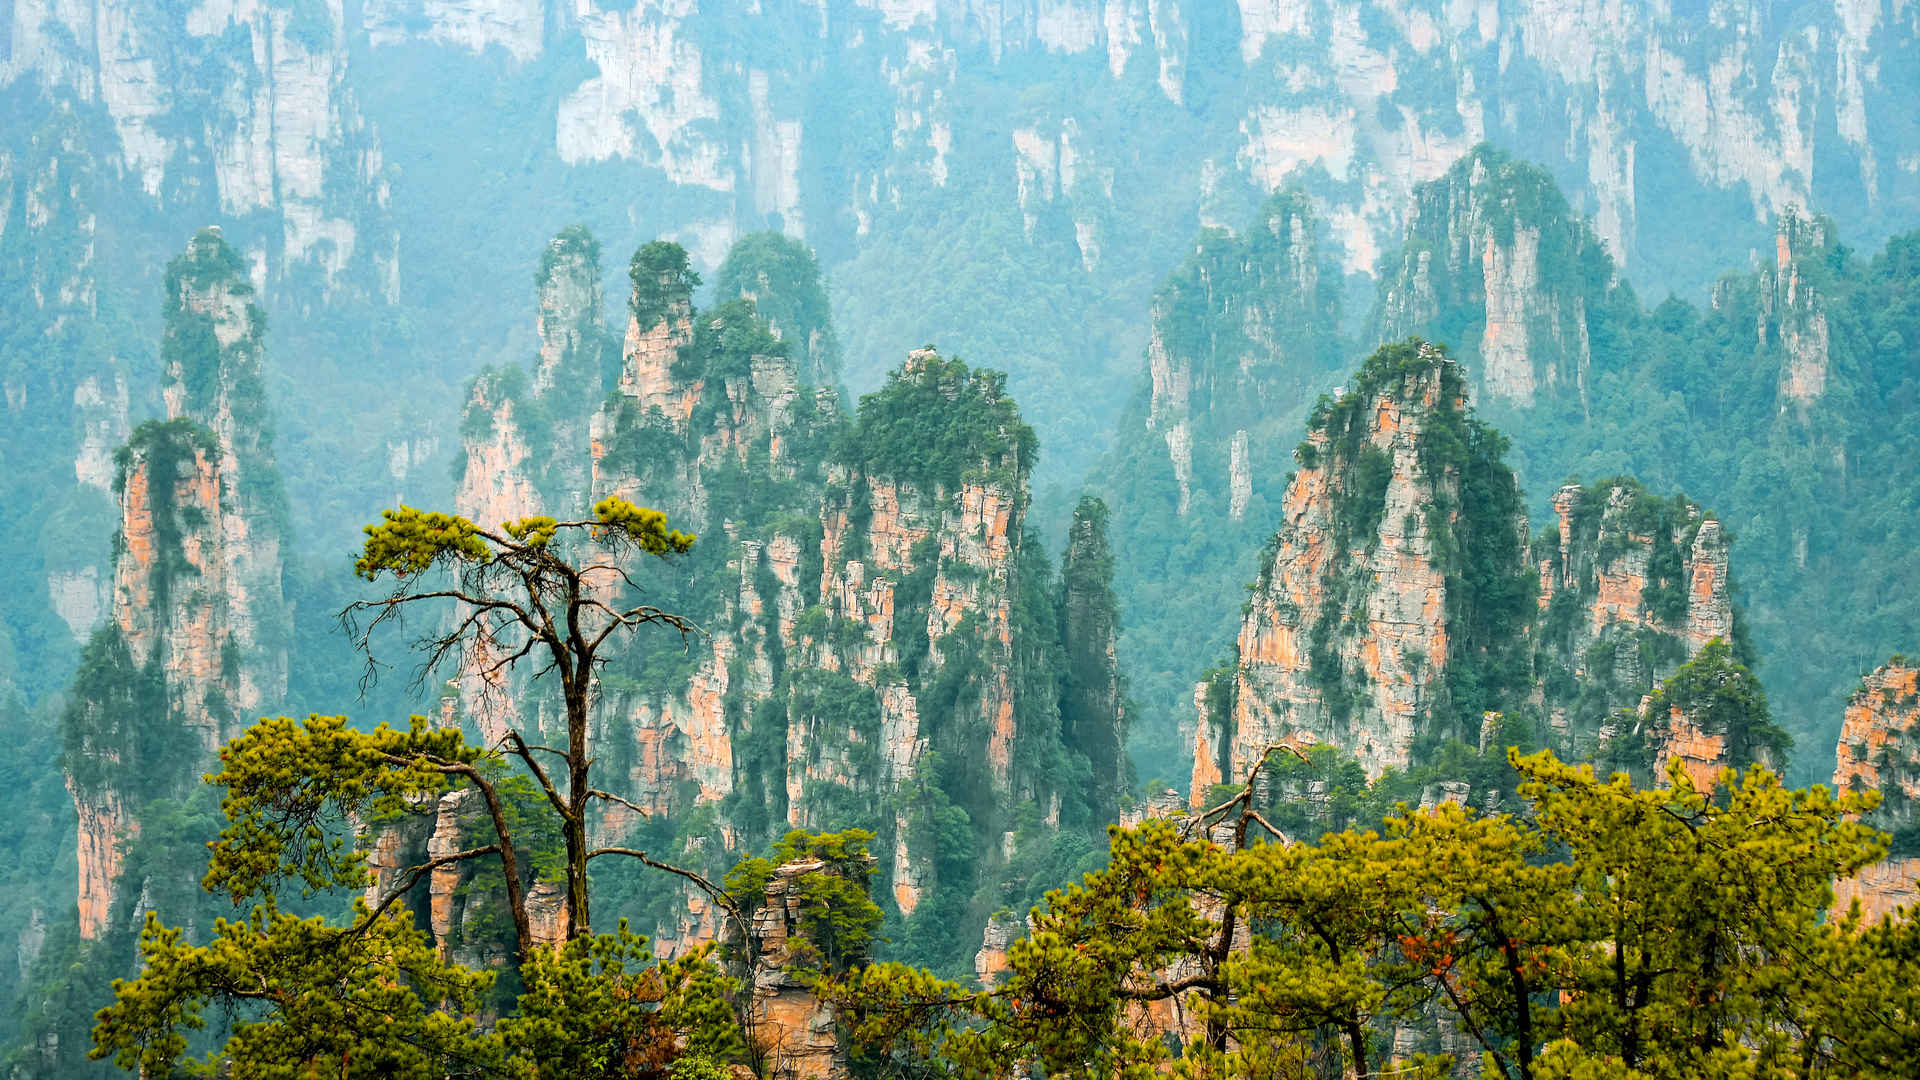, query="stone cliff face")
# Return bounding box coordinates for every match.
[1142,191,1340,521]
[1531,480,1736,755]
[410,230,1119,963]
[1831,659,1920,922]
[1755,207,1835,411]
[1374,147,1617,410]
[60,227,292,941]
[1193,341,1531,787]
[725,856,875,1080]
[1189,342,1766,799]
[1059,496,1128,811]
